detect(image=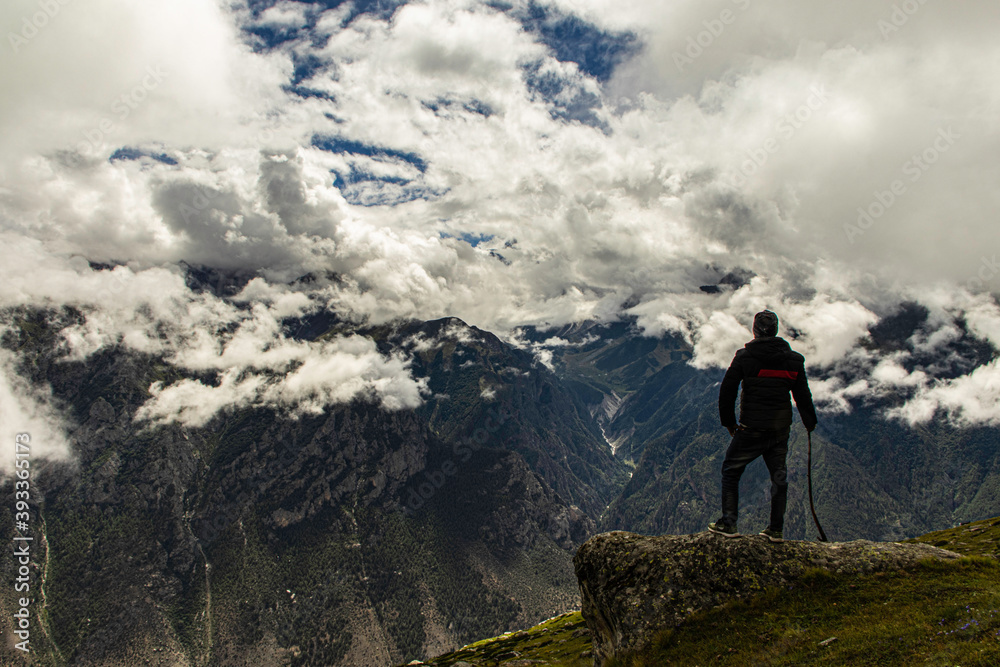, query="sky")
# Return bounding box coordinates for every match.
[2,0,1000,468]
